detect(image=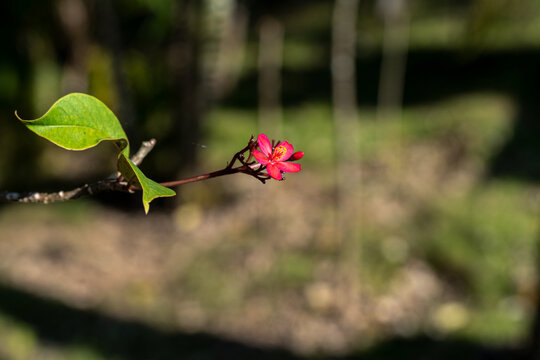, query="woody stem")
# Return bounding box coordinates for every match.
[156,165,249,188]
